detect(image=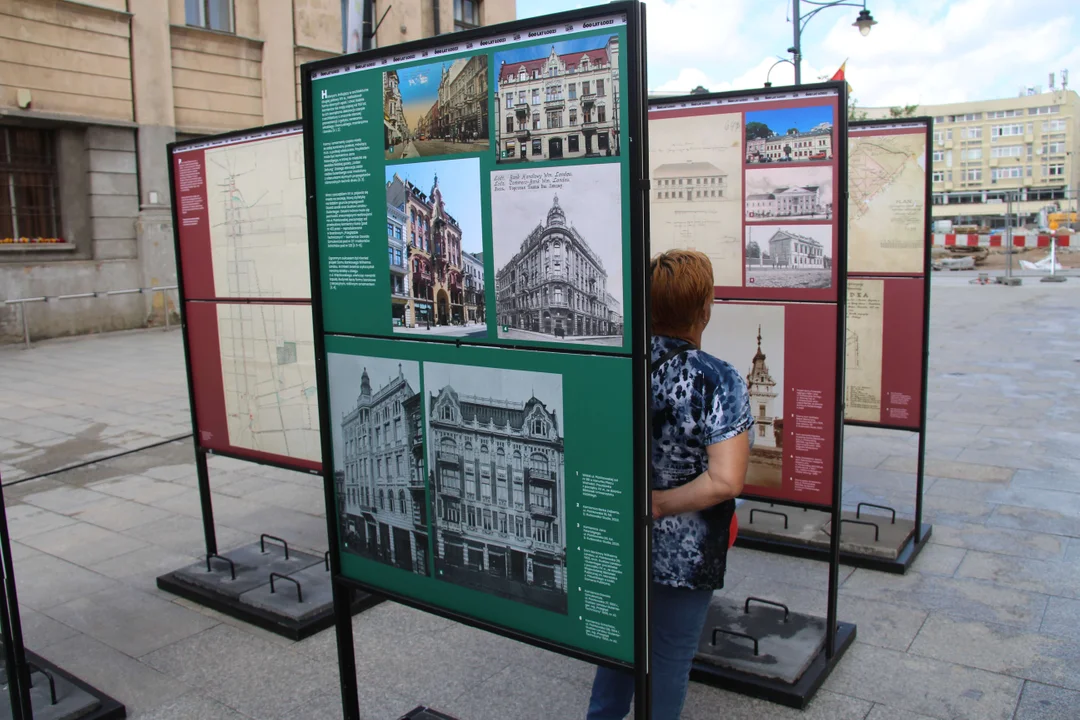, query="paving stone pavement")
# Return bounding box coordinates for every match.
[0,275,1078,719]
